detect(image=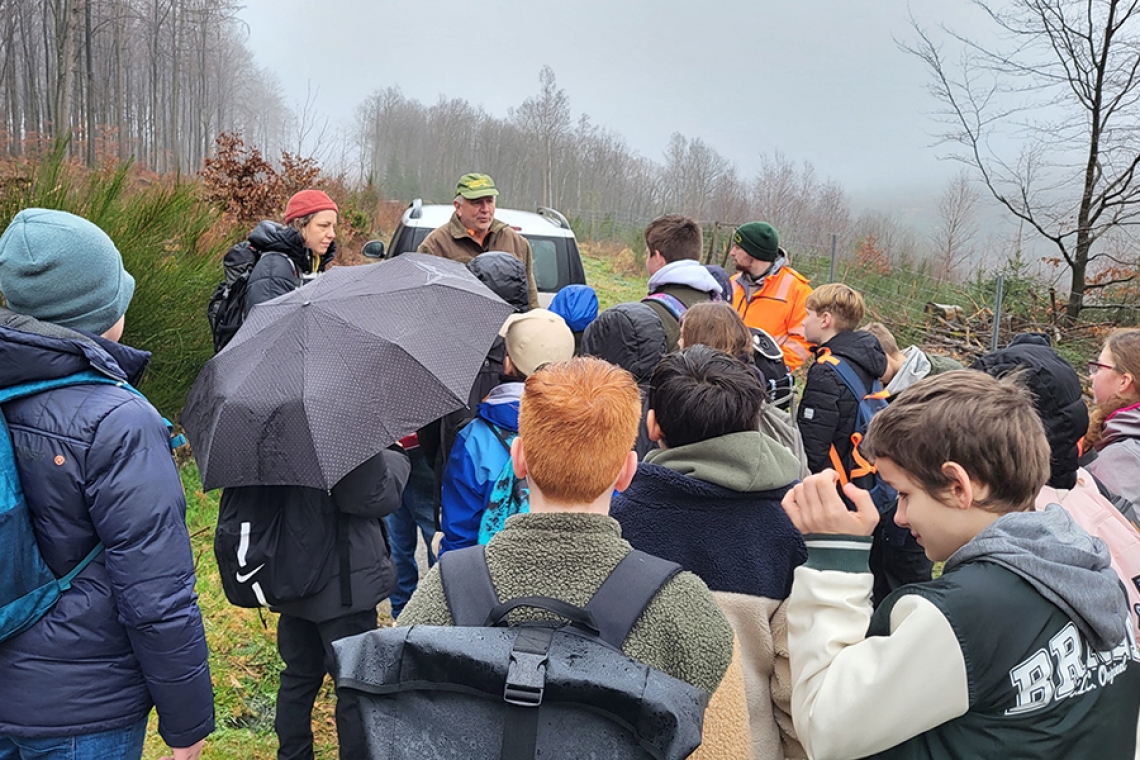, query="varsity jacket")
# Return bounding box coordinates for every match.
[731,260,813,371]
[612,430,807,760]
[787,505,1140,760]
